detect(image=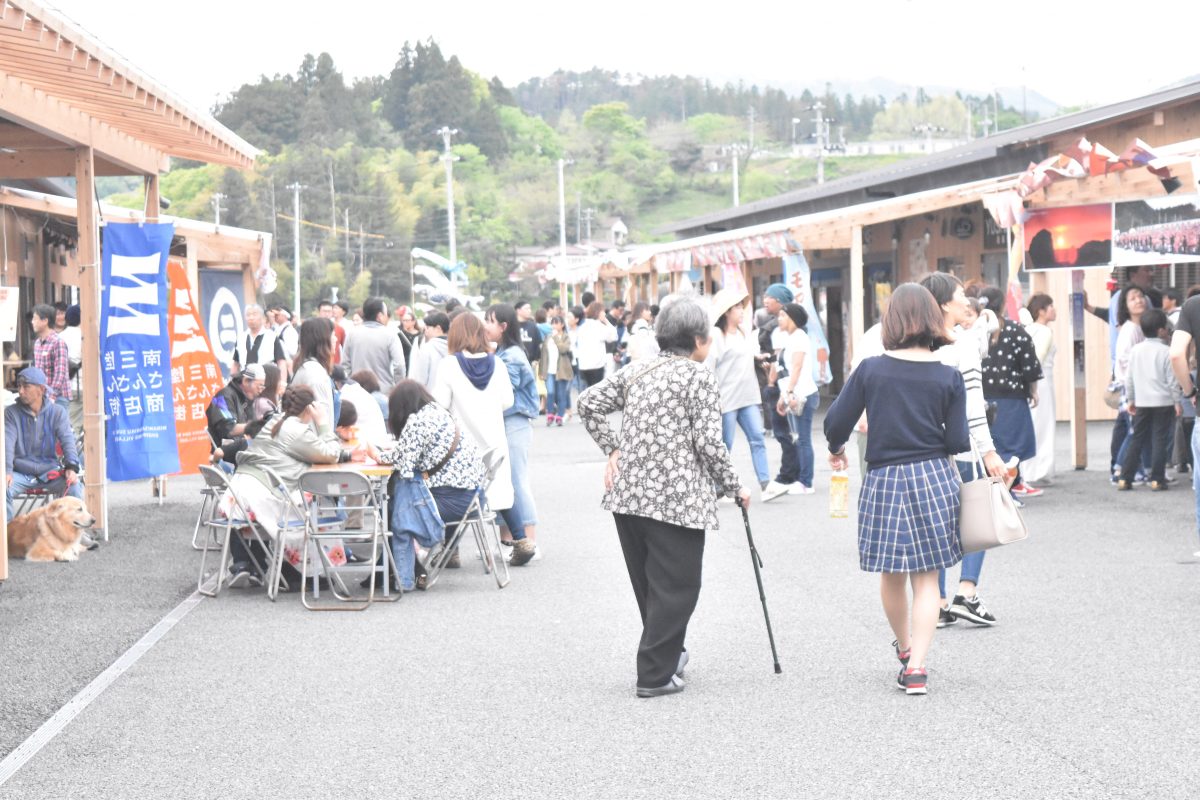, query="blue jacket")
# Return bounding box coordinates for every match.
[390,476,445,548]
[5,399,80,477]
[498,345,539,419]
